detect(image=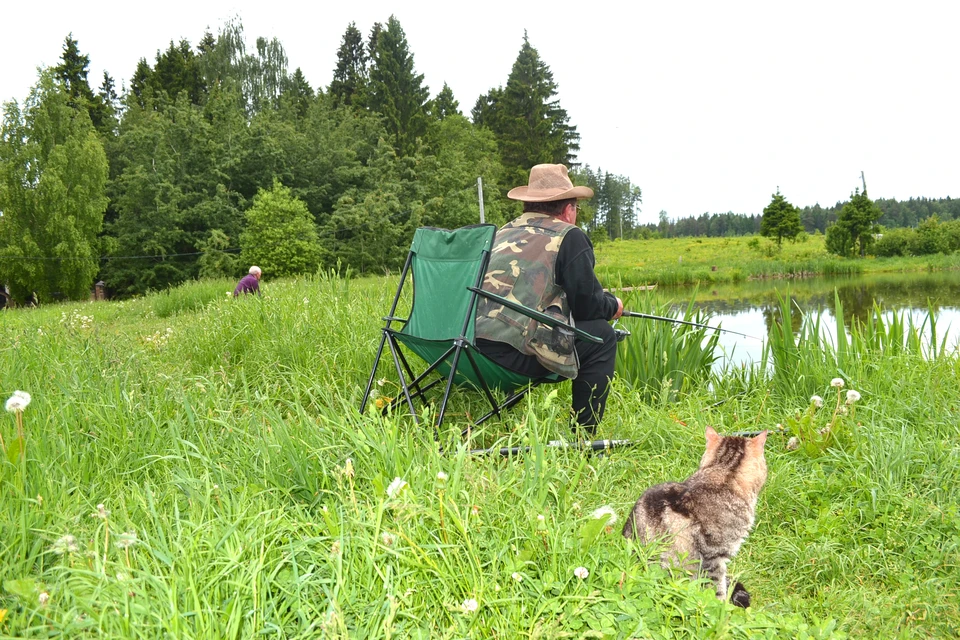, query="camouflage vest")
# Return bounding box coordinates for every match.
[475,212,579,379]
